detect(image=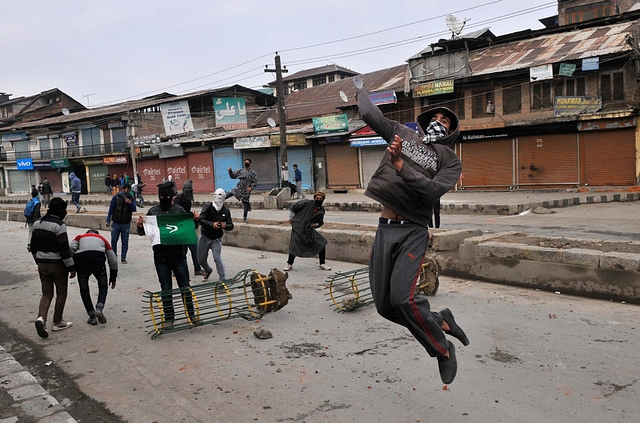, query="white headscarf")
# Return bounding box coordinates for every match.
[213,188,226,211]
